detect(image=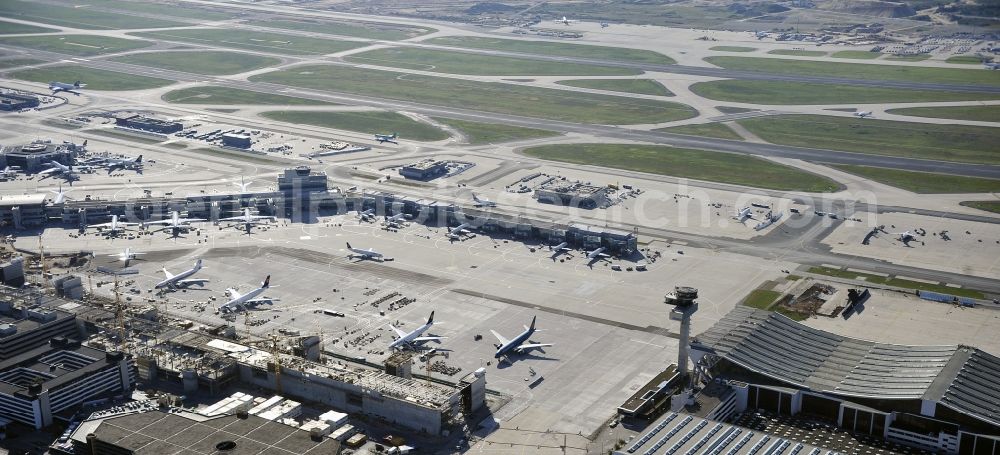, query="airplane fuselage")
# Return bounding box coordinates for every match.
[495,328,534,359]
